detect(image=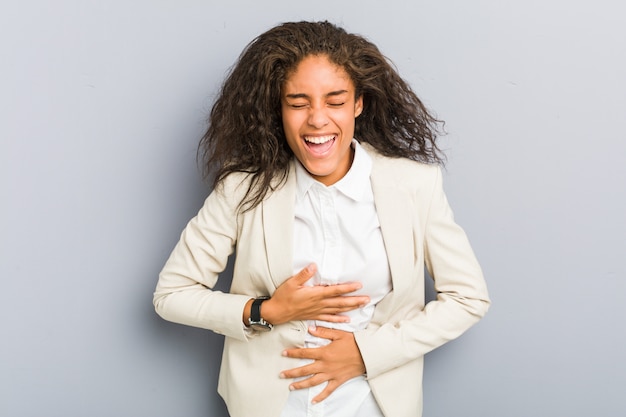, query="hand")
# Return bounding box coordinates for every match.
[261,264,370,326]
[280,326,366,403]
